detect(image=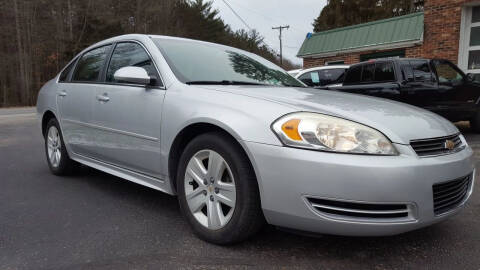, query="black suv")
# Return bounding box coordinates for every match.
[326,58,480,131]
